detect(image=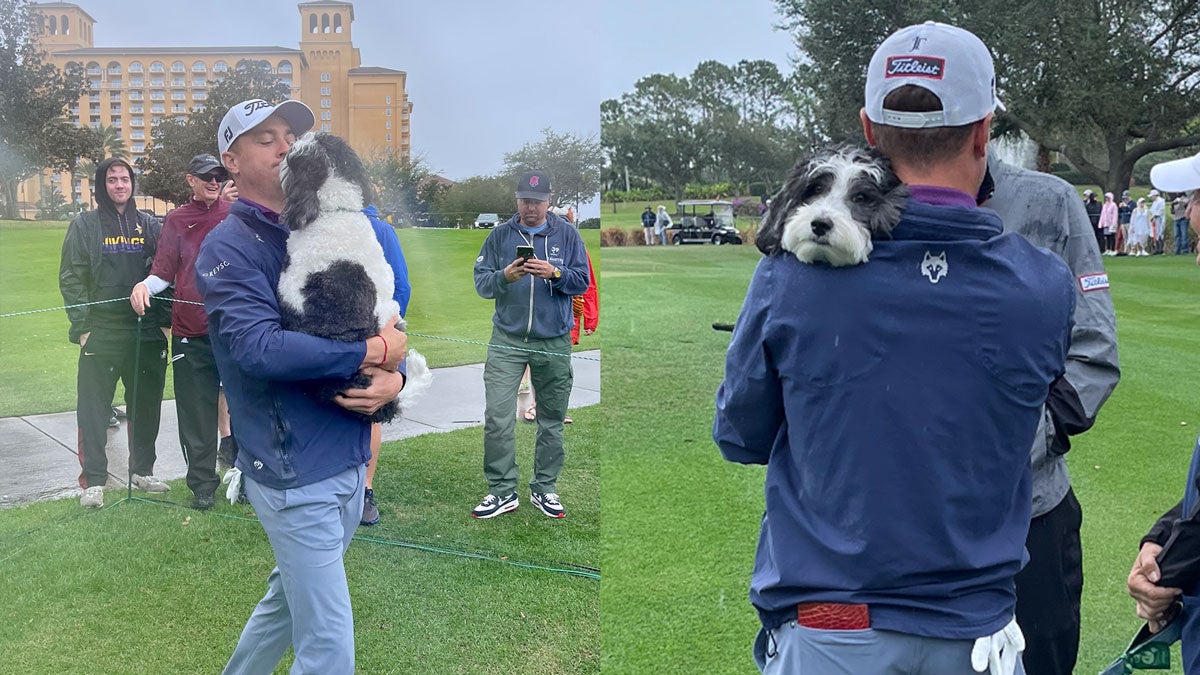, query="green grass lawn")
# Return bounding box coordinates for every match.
[0,221,599,417]
[0,407,599,673]
[599,246,1200,674]
[599,201,762,239]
